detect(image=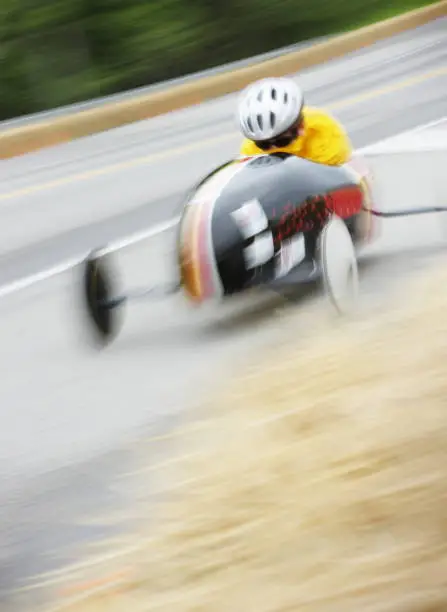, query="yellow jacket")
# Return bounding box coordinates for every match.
[239,106,352,166]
